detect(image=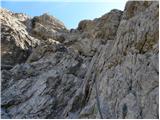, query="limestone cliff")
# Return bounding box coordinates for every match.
[1,1,159,119]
